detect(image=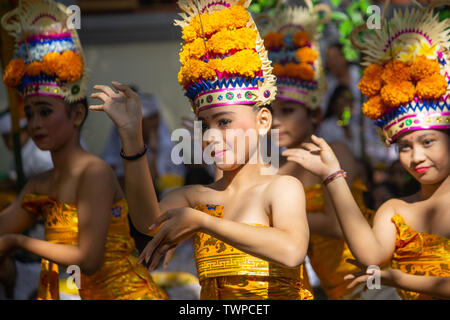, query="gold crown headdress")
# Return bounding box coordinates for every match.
[175,0,276,114]
[2,0,88,103]
[352,0,450,145]
[259,0,331,109]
